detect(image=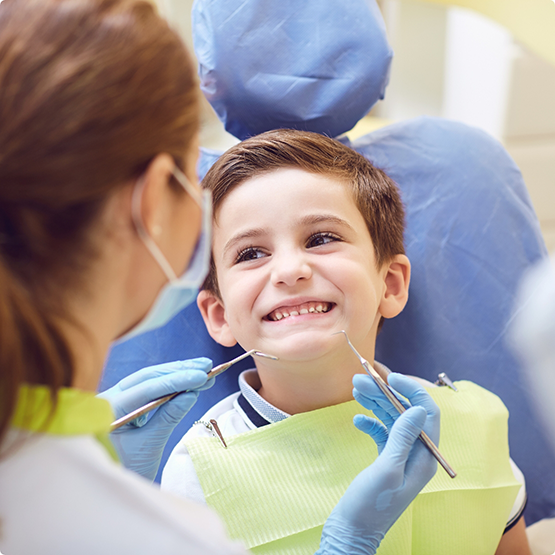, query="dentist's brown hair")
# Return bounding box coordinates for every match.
[0,0,200,447]
[201,129,406,297]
